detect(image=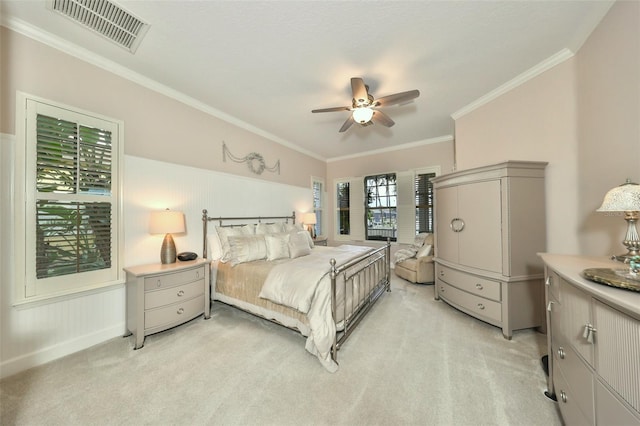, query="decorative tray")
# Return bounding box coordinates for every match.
[582,268,640,292]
